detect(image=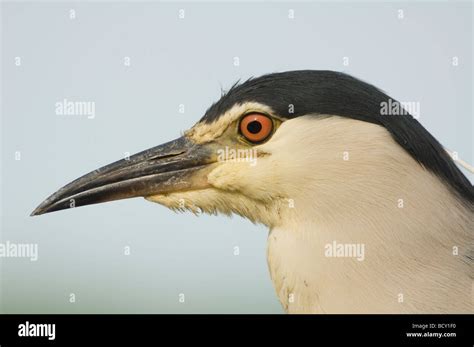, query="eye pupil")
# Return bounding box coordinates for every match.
[247,121,262,134]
